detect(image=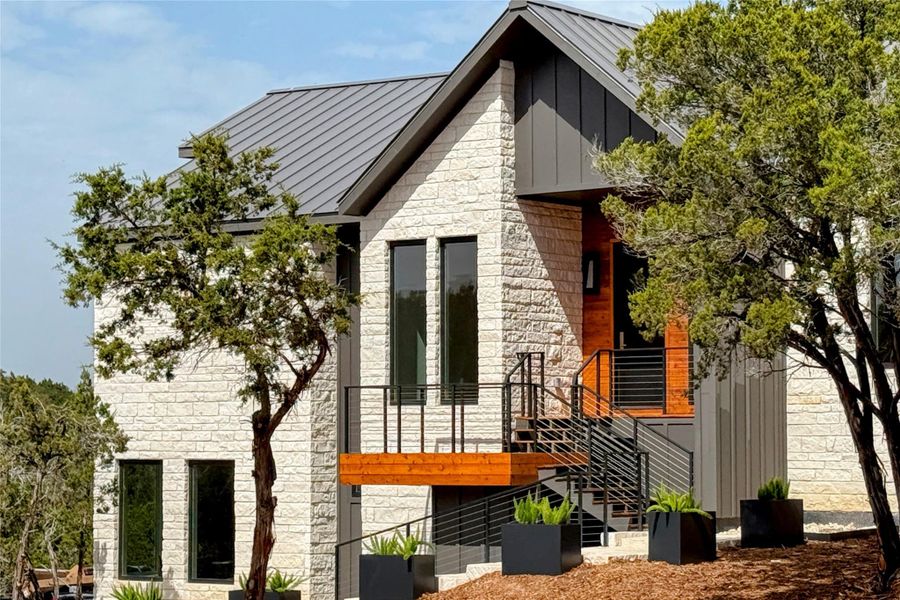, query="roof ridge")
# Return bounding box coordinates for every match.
[267,72,450,95]
[513,0,642,30]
